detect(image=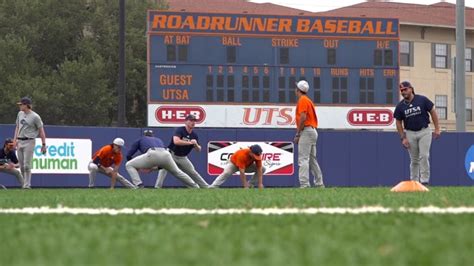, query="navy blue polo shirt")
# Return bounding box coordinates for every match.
[168,126,198,157]
[126,136,165,160]
[0,148,18,164]
[394,95,434,131]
